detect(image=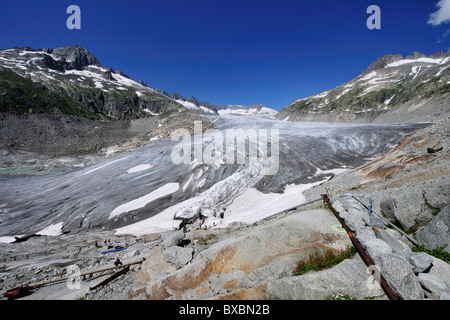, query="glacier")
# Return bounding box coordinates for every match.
[0,115,427,240]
